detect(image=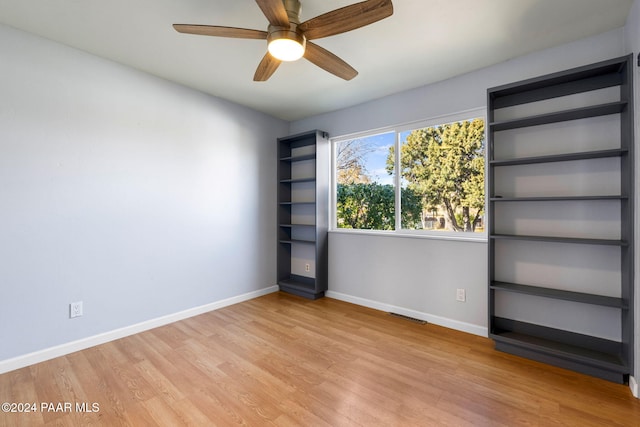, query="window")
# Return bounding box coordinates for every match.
[335,131,396,230]
[333,110,486,237]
